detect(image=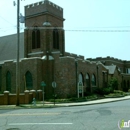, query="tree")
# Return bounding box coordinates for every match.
[107,77,119,90]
